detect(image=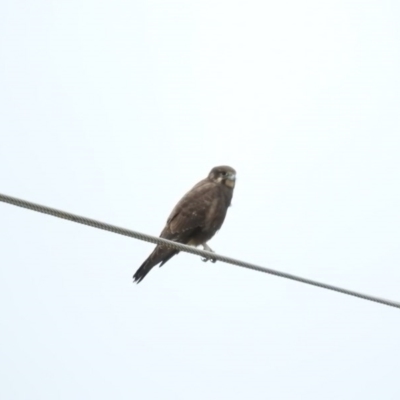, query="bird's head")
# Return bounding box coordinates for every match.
[208,165,236,188]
